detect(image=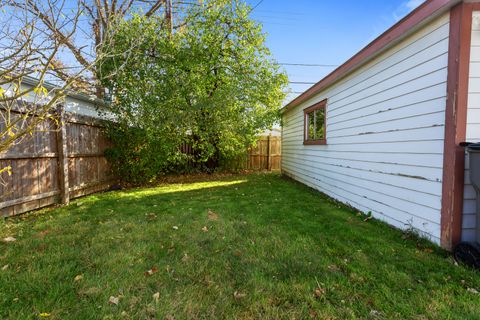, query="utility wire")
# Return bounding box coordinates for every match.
[279,63,338,67]
[289,81,316,85]
[251,0,265,12]
[284,91,307,94]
